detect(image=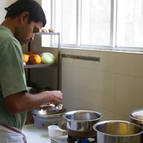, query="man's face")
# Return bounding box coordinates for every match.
[15,19,43,44]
